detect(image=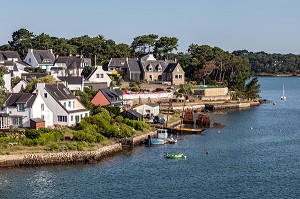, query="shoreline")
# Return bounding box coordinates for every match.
[0,101,260,168]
